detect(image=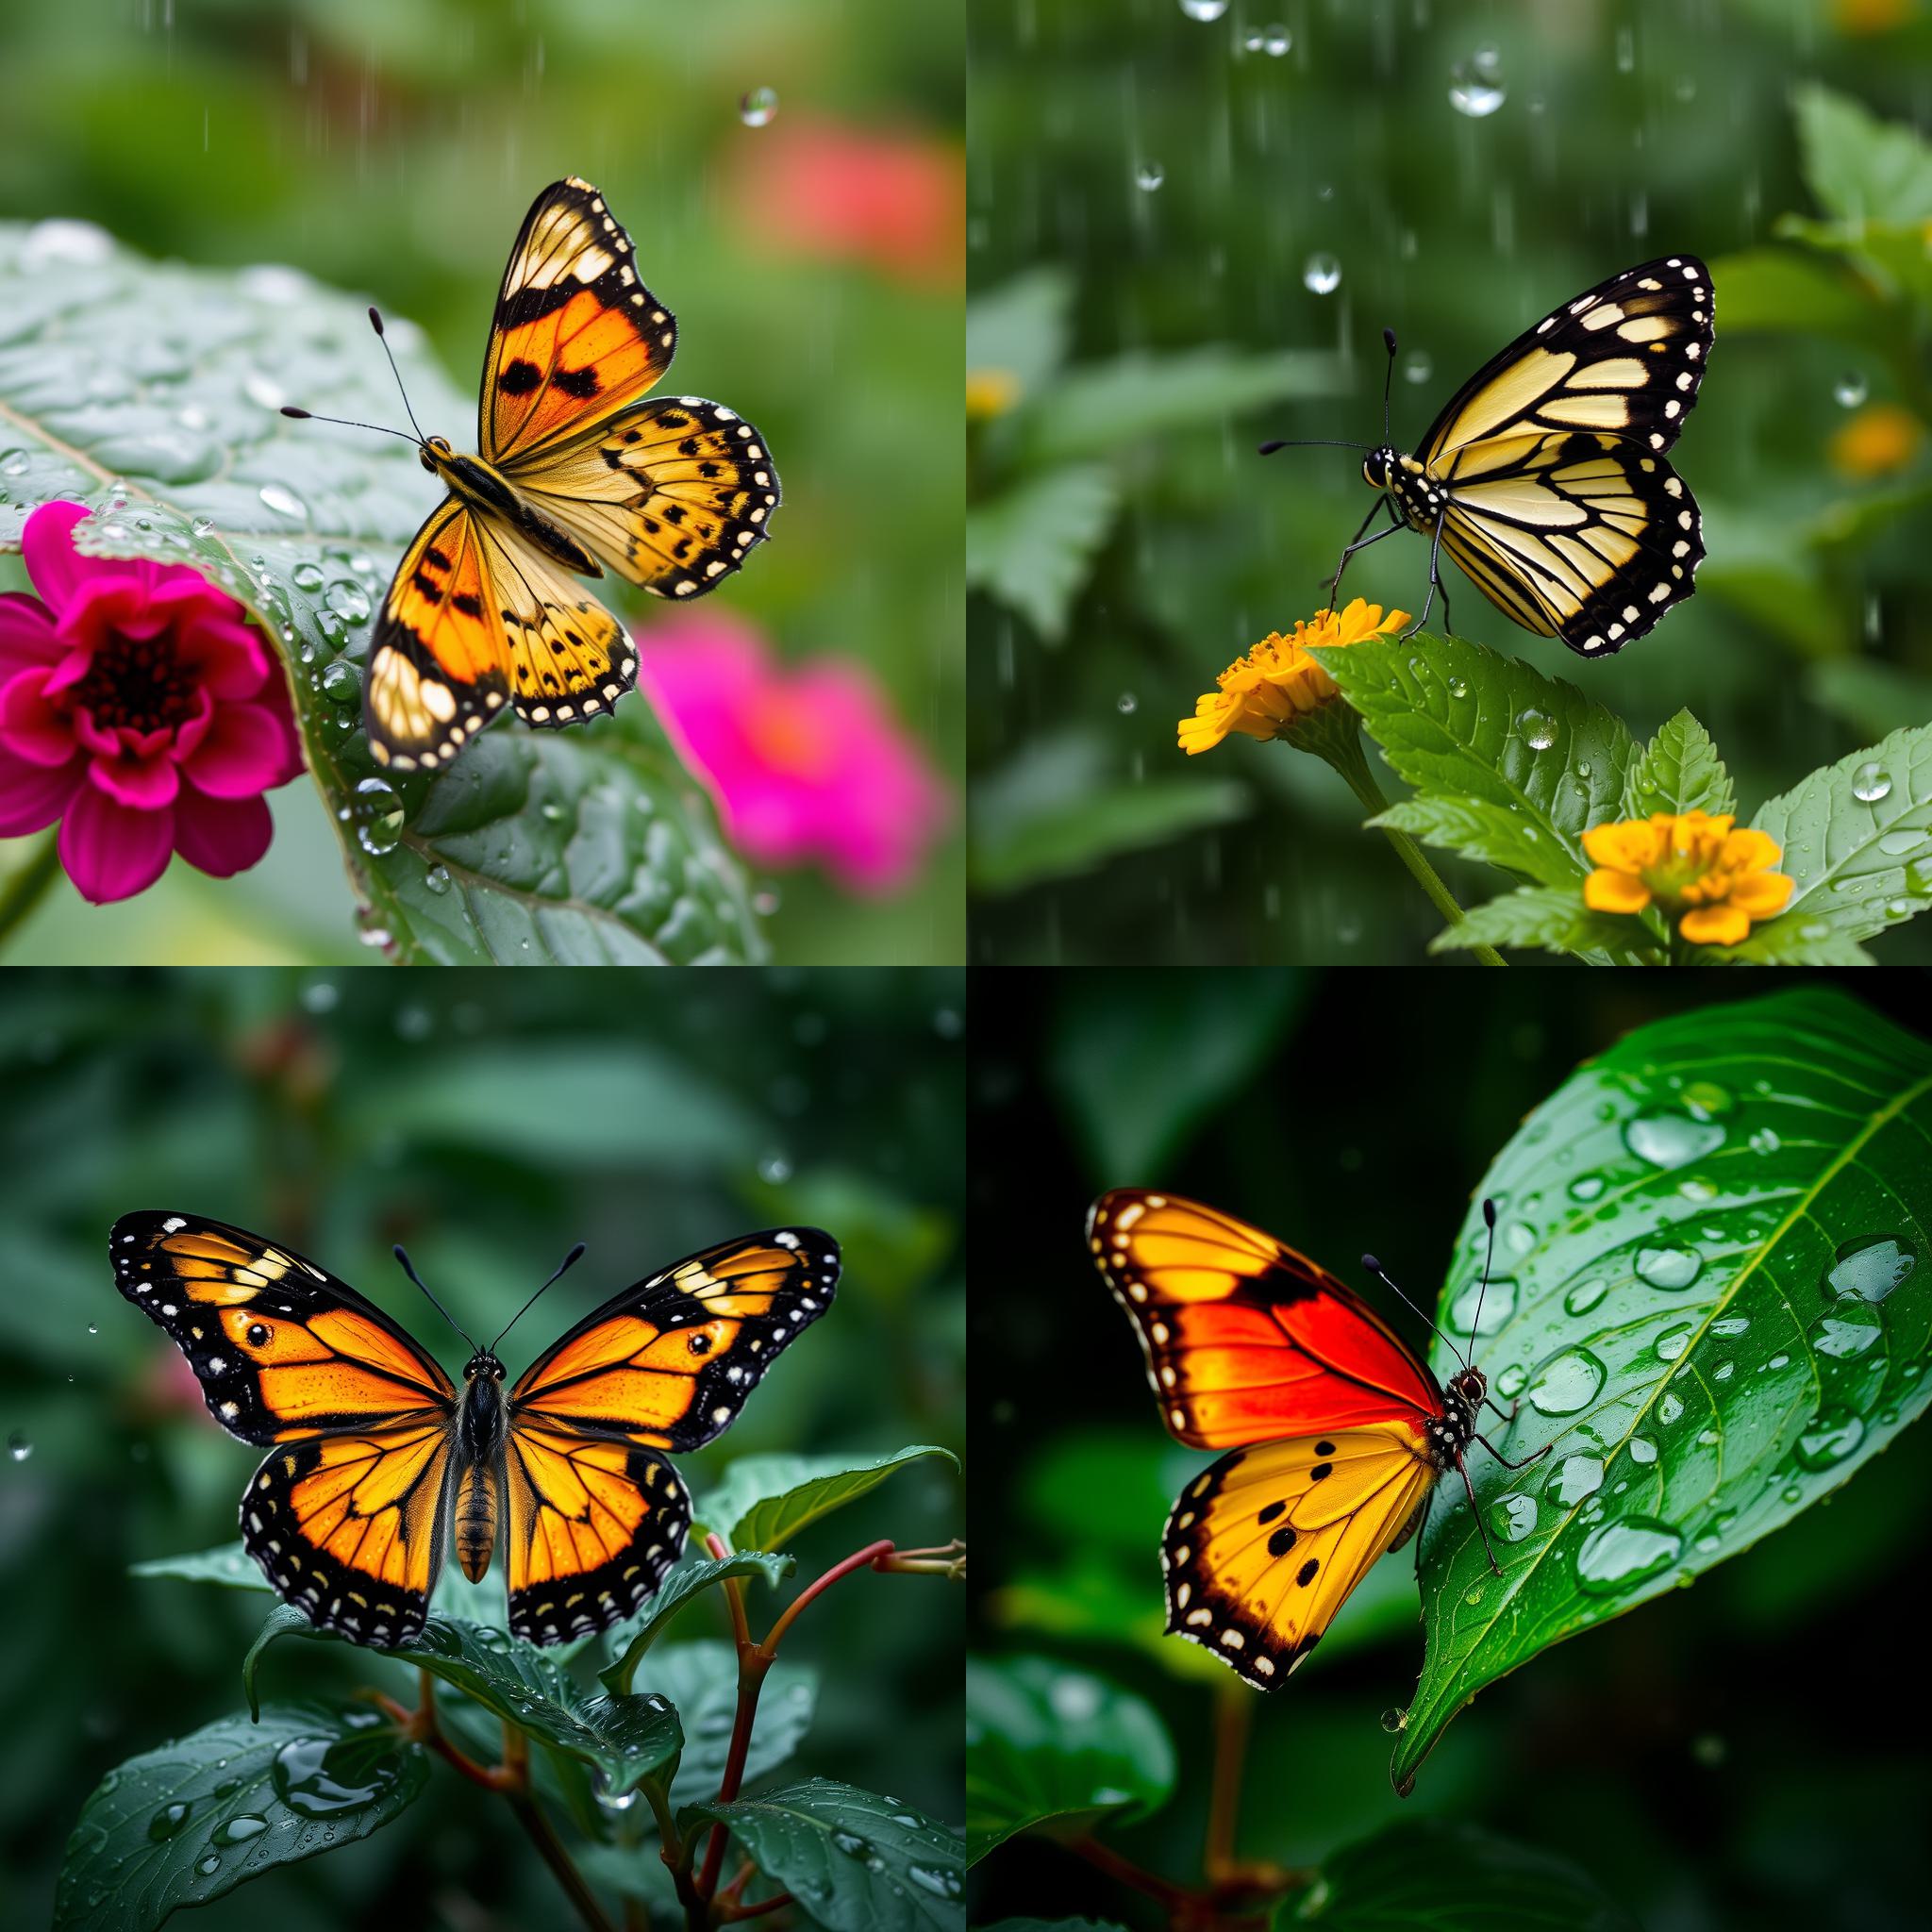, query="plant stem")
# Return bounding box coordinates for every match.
[0,831,59,951]
[759,1539,895,1655]
[1069,1834,1195,1911]
[510,1785,620,1932]
[1326,736,1507,967]
[1203,1680,1250,1883]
